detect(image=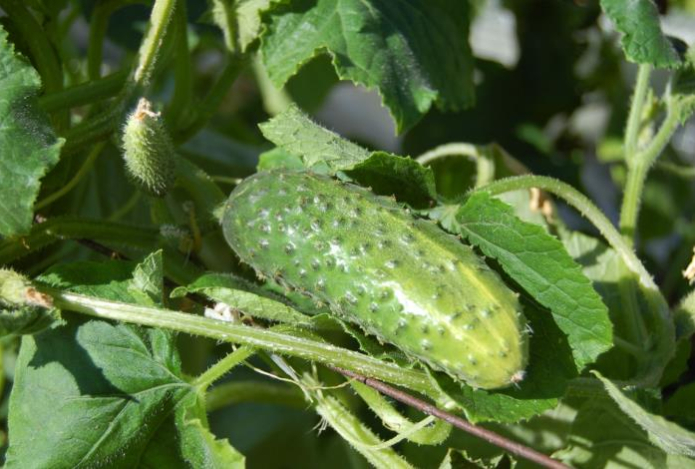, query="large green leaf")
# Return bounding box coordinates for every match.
[6,257,244,468]
[454,192,613,370]
[260,0,474,132]
[0,25,63,236]
[600,0,682,69]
